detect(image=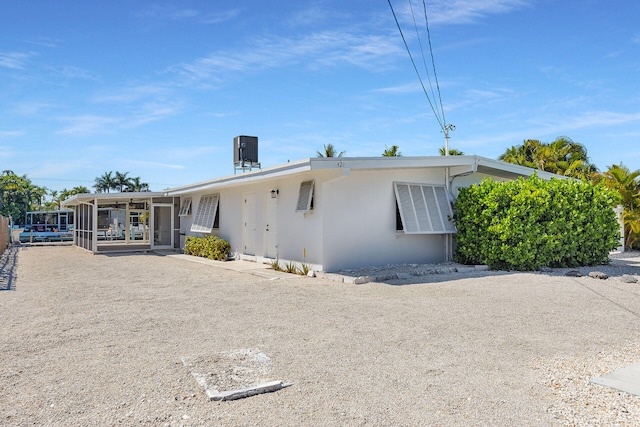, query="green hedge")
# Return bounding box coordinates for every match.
[453,175,620,271]
[183,235,231,261]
